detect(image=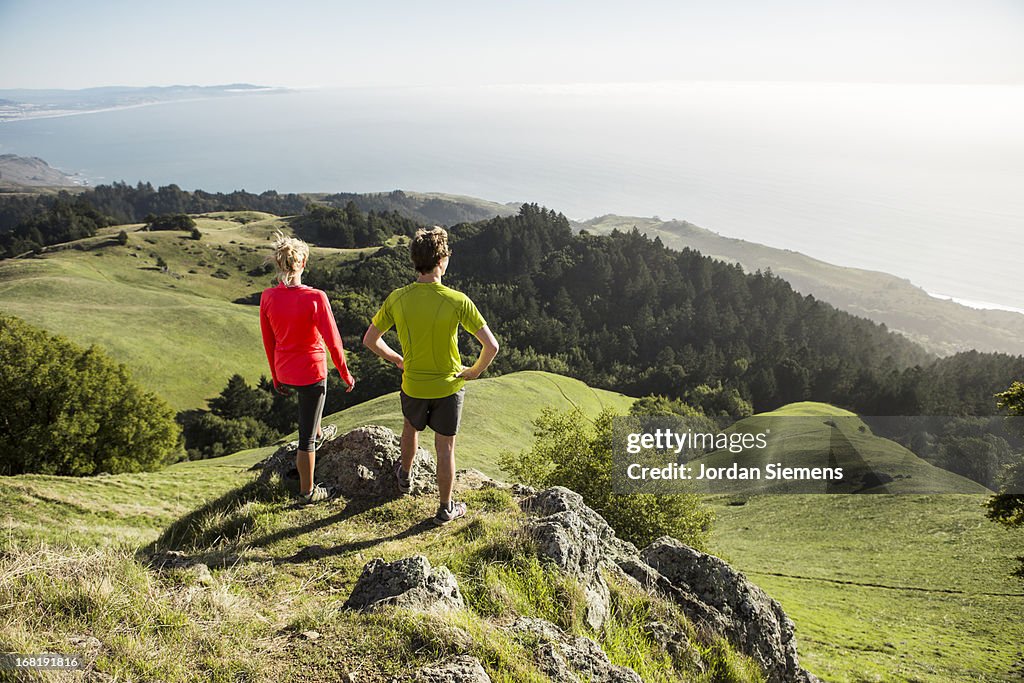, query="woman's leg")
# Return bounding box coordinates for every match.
[294,380,327,495]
